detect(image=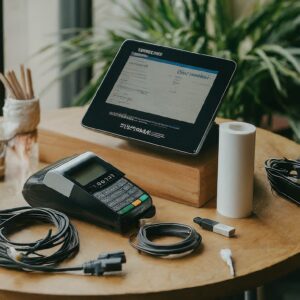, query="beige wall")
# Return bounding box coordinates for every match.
[93,0,127,32]
[4,0,60,110]
[3,0,127,110]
